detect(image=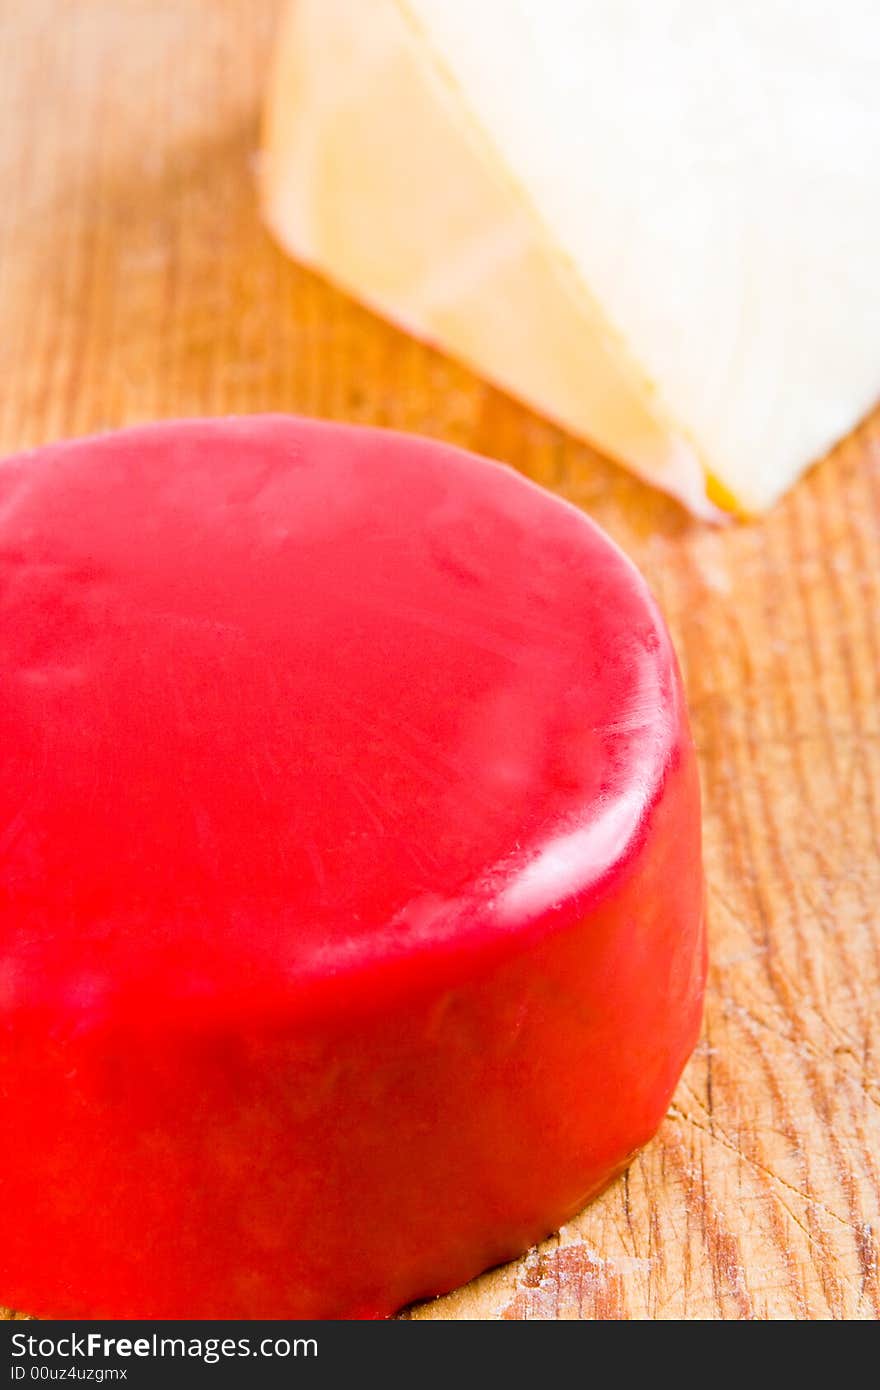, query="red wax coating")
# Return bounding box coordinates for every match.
[0,416,705,1319]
